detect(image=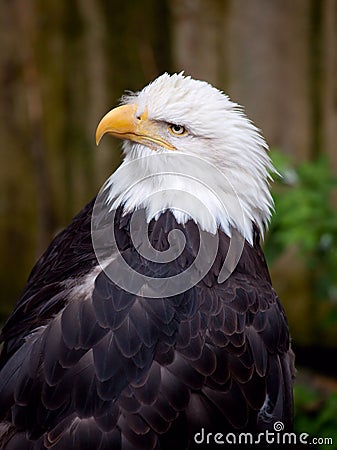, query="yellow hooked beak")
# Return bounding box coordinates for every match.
[95,104,176,151]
